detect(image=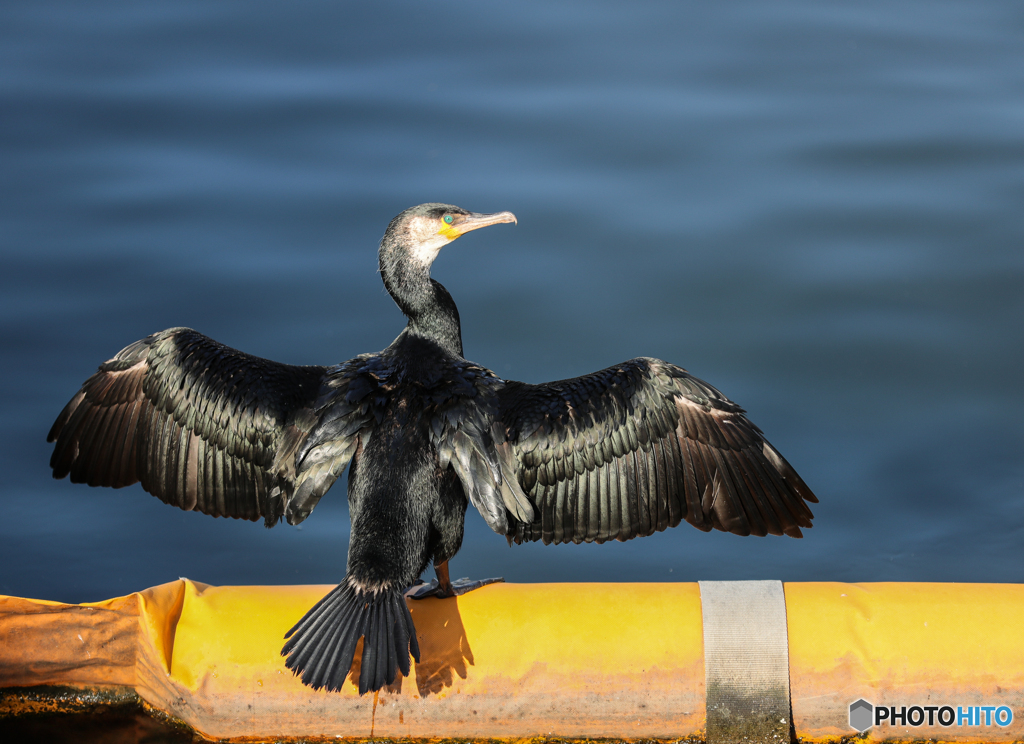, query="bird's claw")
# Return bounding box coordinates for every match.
[404,576,504,599]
